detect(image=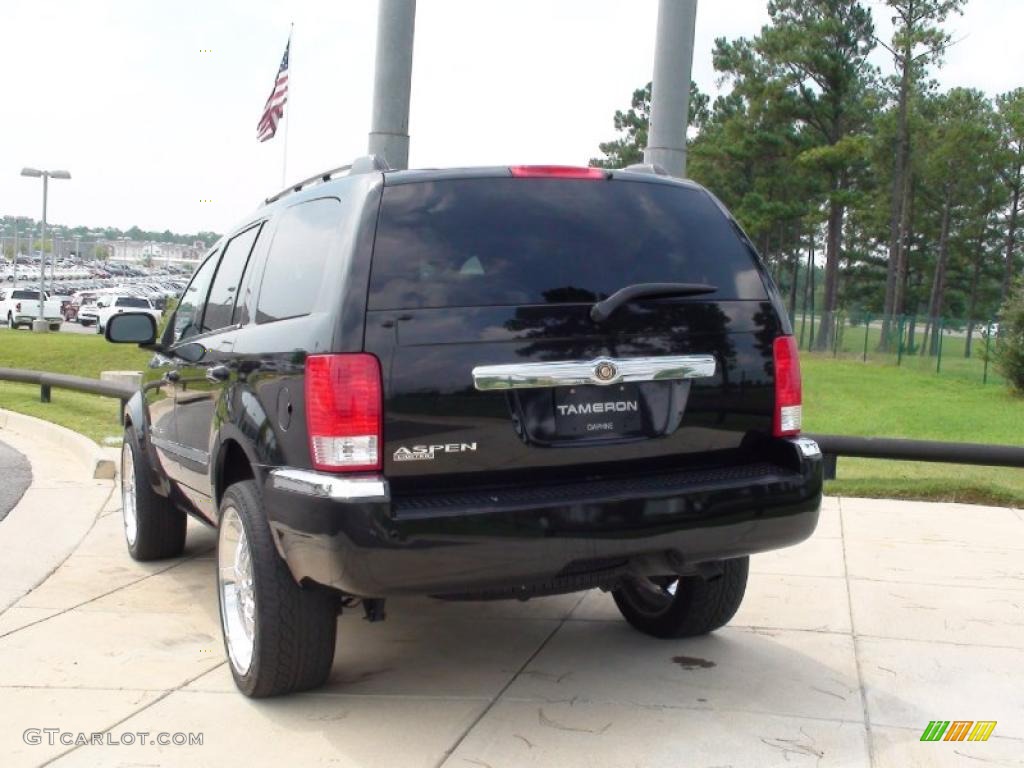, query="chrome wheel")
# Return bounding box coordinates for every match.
[120,441,138,546]
[218,506,256,675]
